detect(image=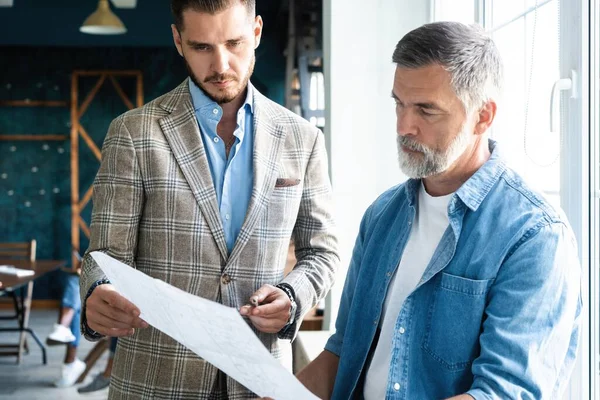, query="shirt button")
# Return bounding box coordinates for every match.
[386,272,392,278]
[221,274,231,284]
[399,327,406,334]
[225,214,230,220]
[213,137,219,143]
[213,108,219,114]
[393,383,400,391]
